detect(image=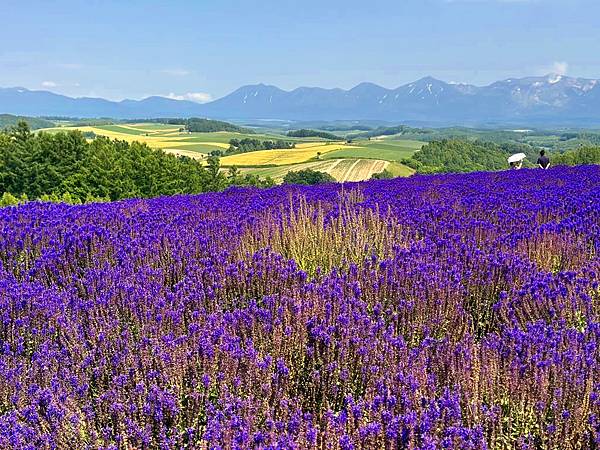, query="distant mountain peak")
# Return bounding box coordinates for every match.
[1,74,600,124]
[414,76,444,84]
[351,81,384,89]
[348,82,388,97]
[242,83,281,90]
